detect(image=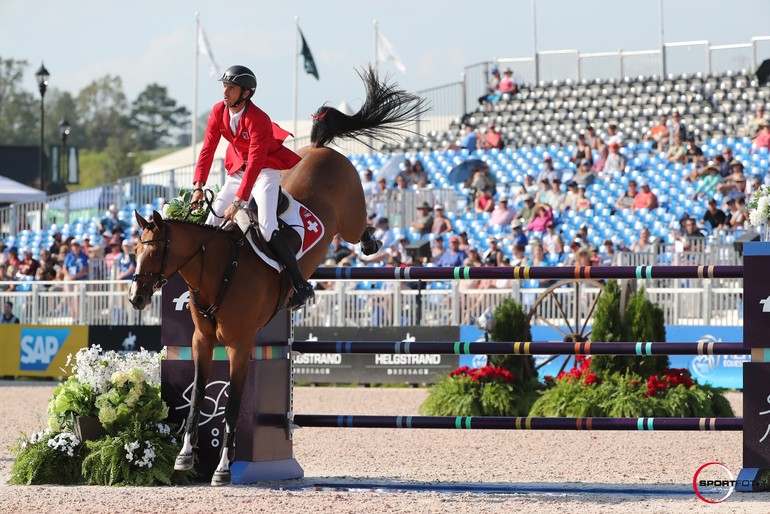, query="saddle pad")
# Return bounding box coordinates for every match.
[234,191,325,272]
